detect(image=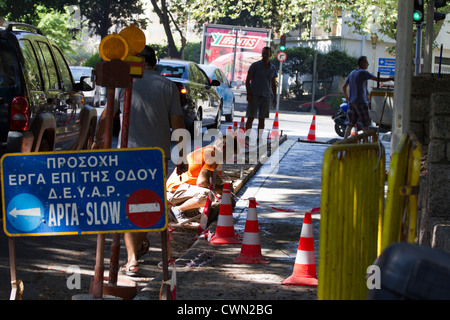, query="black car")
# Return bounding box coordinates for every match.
[155,59,221,136]
[0,22,97,155]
